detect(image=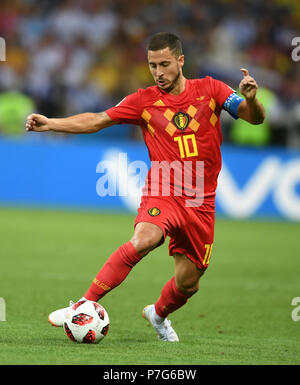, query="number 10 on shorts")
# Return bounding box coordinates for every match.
[203,244,213,266]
